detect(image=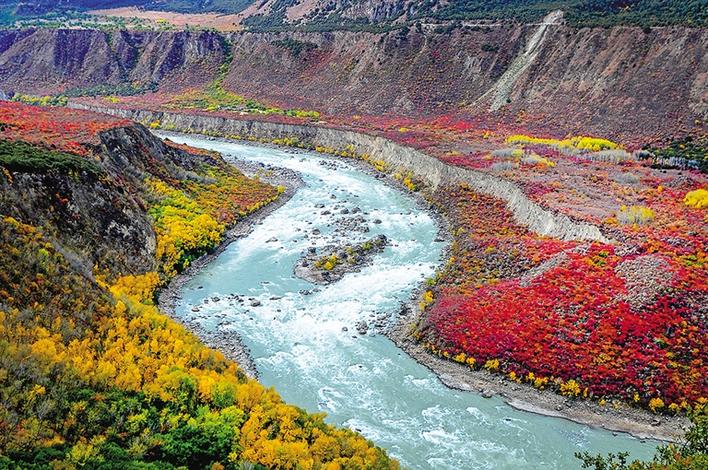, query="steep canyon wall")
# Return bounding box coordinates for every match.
[71,103,608,243]
[0,25,705,139]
